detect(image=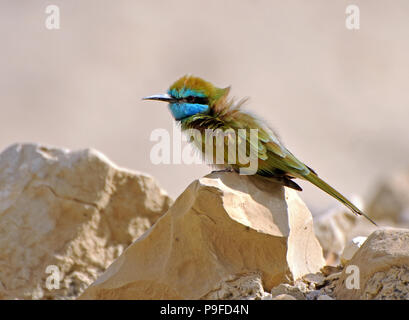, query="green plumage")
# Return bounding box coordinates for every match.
[144,75,377,226]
